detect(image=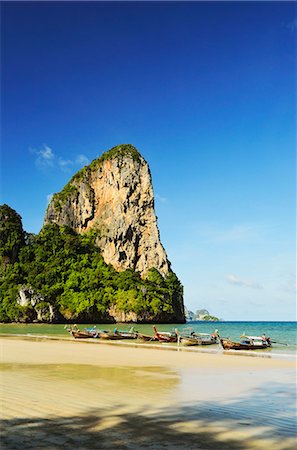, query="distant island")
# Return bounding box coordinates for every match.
[185,307,221,322]
[0,145,185,324]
